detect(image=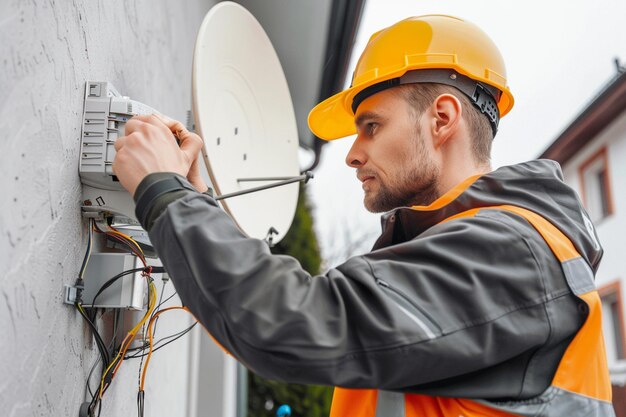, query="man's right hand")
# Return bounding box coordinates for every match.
[154,115,209,193]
